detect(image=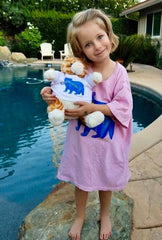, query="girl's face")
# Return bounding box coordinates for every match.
[77,20,111,63]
